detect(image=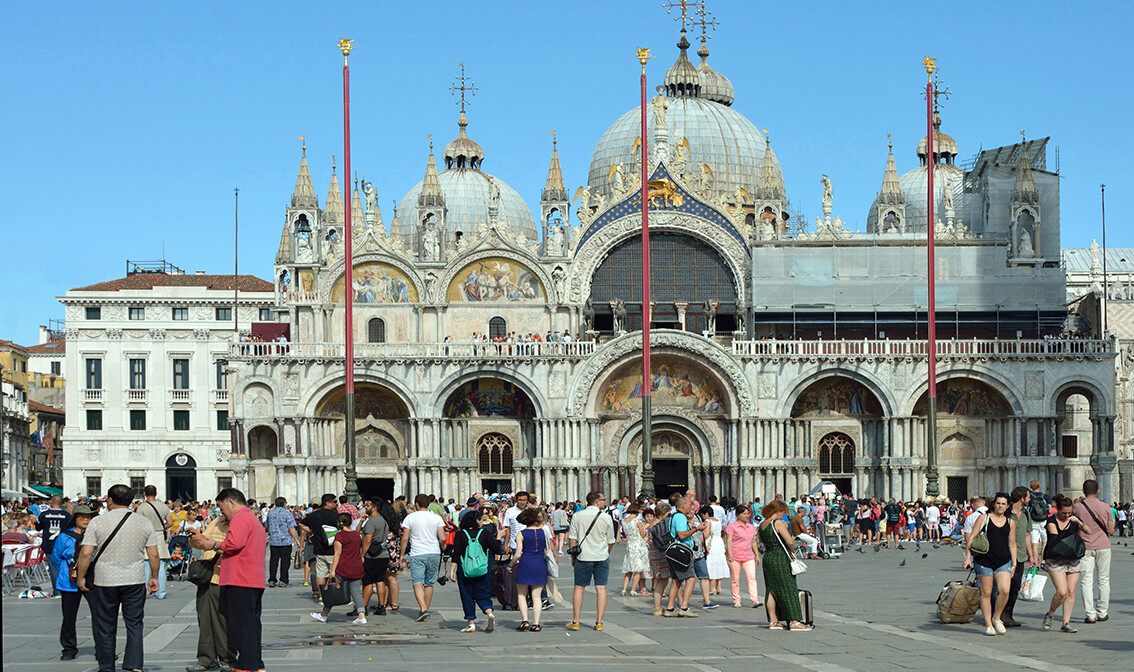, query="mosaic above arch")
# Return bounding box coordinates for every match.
[597,355,726,415]
[330,262,417,304]
[317,383,410,418]
[446,257,545,302]
[914,379,1010,417]
[444,378,536,418]
[791,377,884,418]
